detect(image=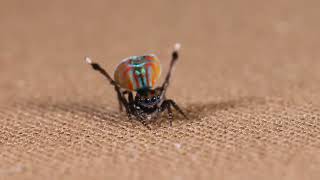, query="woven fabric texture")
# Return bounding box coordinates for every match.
[1,1,320,180]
